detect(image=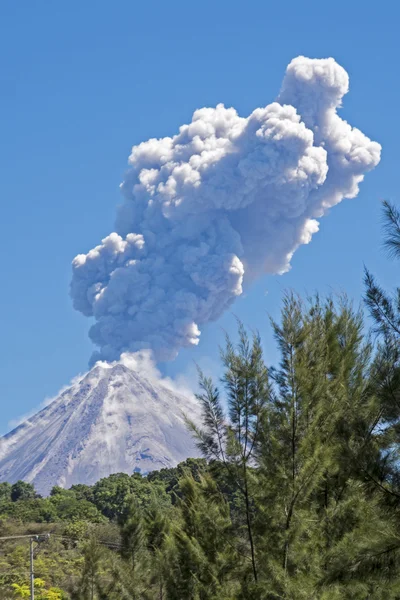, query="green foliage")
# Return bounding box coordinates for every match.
[11,481,37,502]
[147,458,208,498]
[0,483,11,505]
[163,474,238,600]
[49,488,105,523]
[11,578,65,599]
[90,471,170,521]
[188,325,269,586]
